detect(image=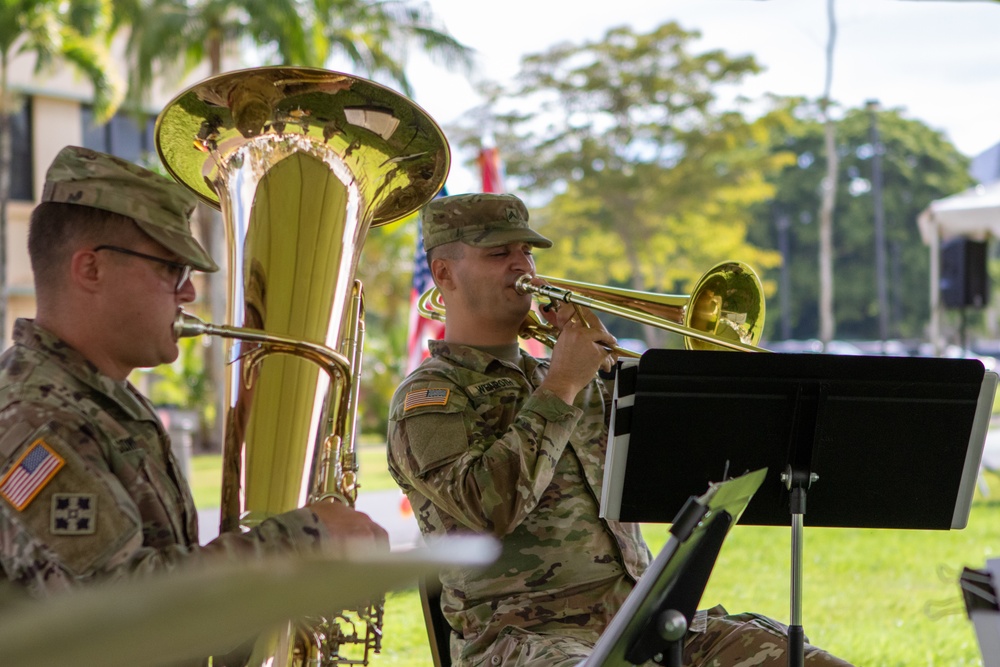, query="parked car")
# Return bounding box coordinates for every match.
[764,339,864,355]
